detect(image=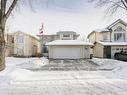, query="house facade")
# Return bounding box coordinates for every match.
[37,31,80,55]
[14,31,40,57]
[87,19,127,58]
